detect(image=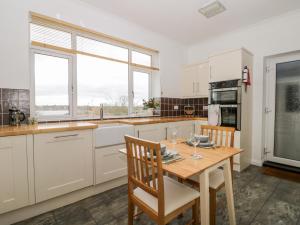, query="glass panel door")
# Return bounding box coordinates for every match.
[265,53,300,168]
[274,60,300,161]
